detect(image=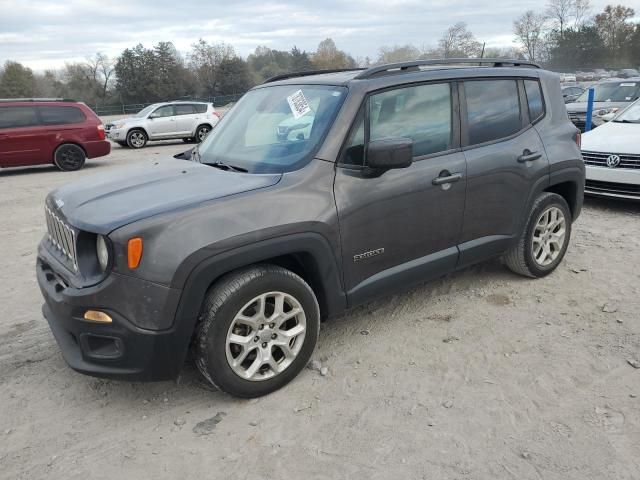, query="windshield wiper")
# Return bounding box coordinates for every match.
[204,161,249,173]
[613,119,638,123]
